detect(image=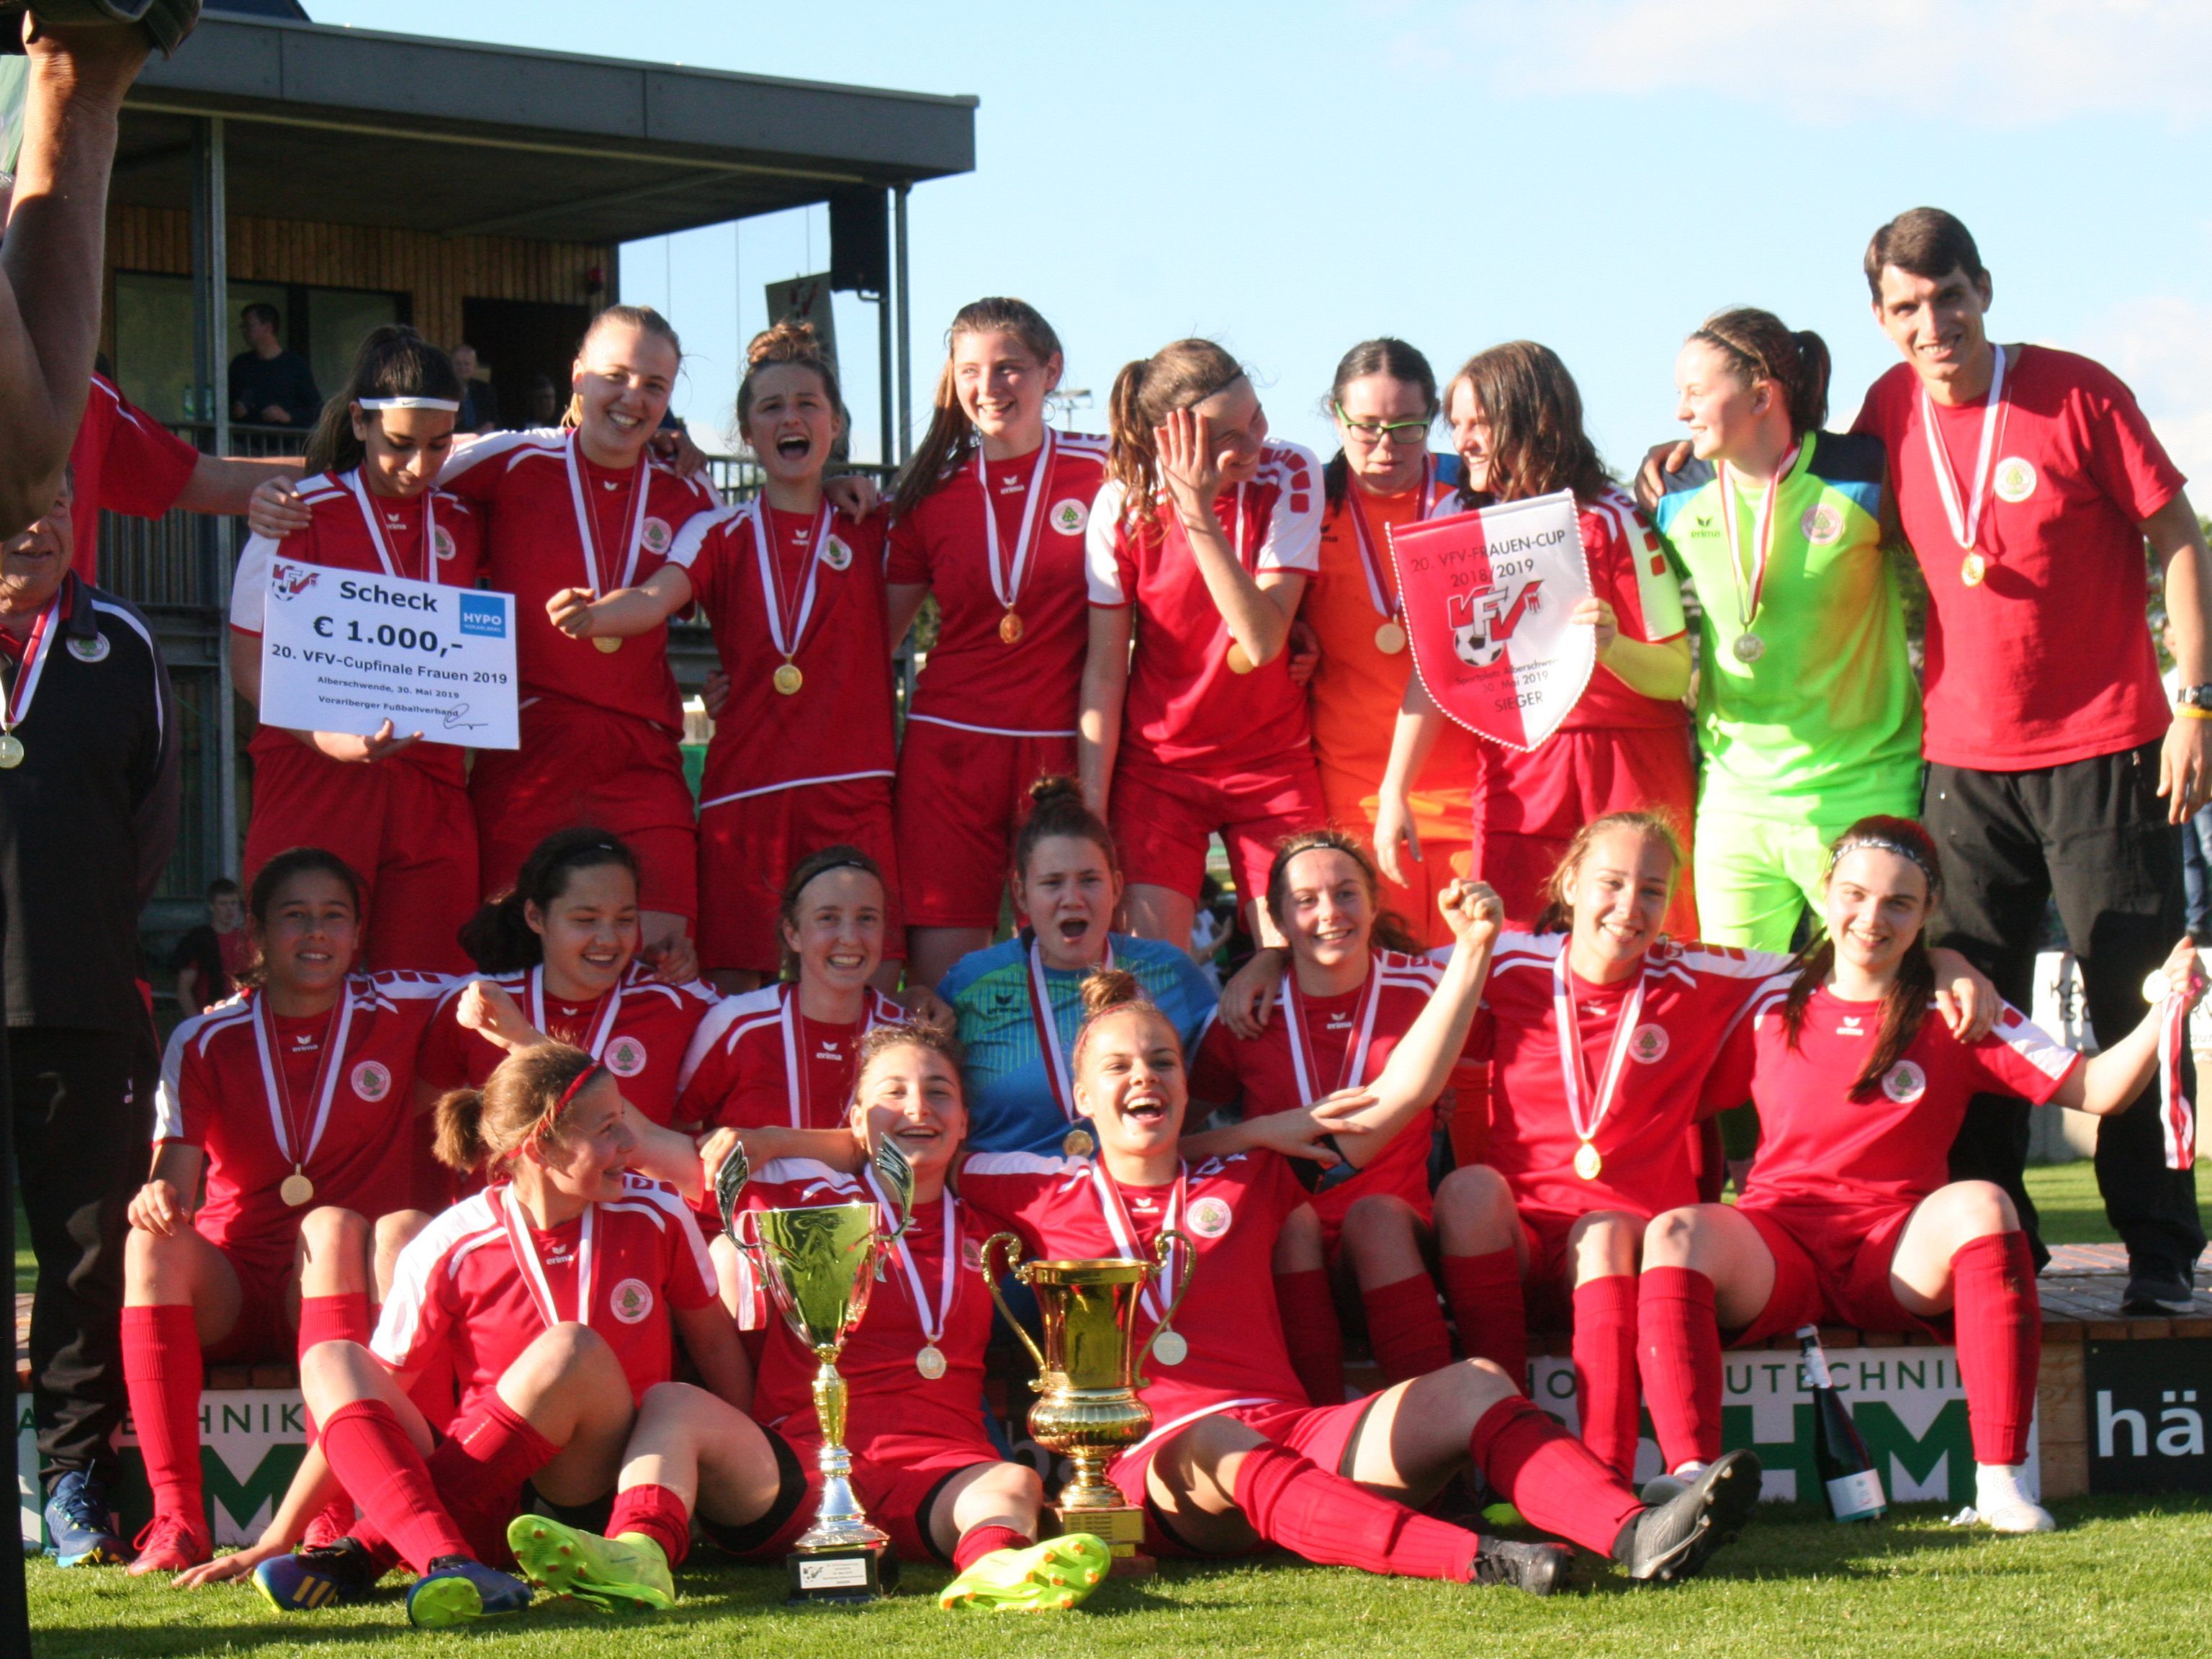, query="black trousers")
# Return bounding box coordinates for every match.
[1925,740,2206,1274]
[10,1024,156,1489]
